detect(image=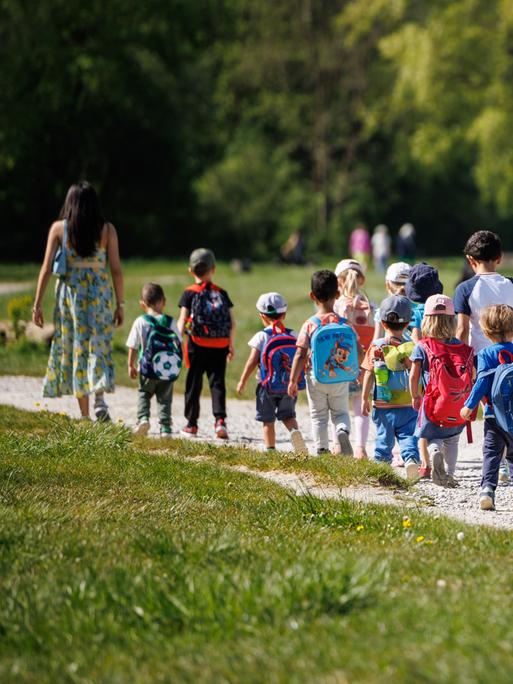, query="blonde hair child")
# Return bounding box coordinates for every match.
[333,259,374,459]
[409,295,471,487]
